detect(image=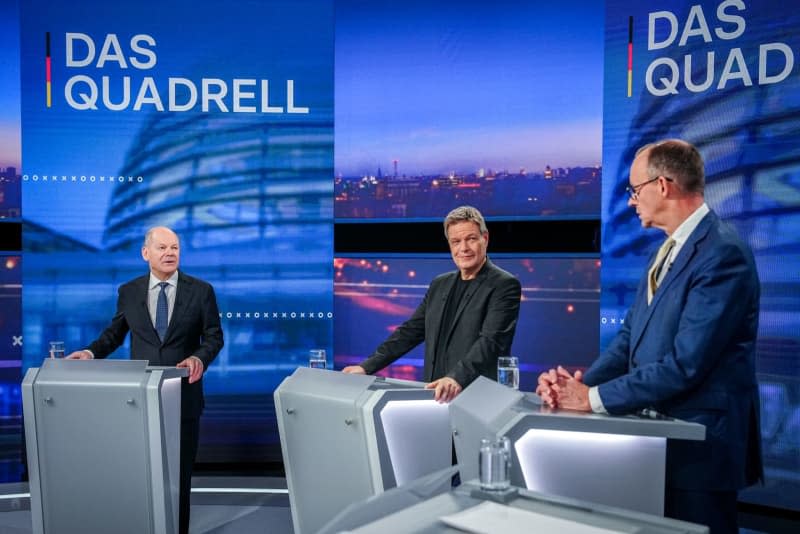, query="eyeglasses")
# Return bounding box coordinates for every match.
[626,176,673,200]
